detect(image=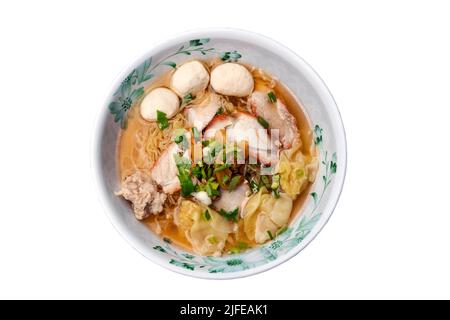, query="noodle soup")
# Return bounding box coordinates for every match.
[116,59,318,256]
